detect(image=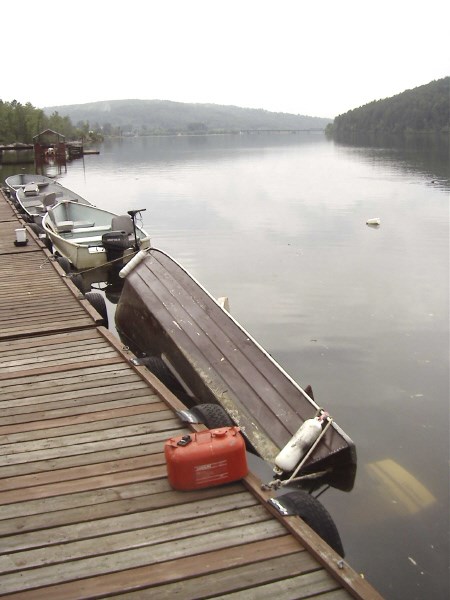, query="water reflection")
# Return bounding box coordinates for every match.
[333,132,450,189]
